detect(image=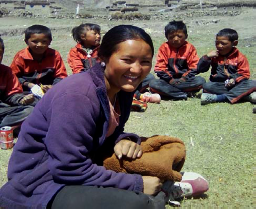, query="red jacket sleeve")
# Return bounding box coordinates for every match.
[54,51,68,79]
[182,45,199,77]
[154,43,173,82]
[68,48,85,74]
[235,54,250,83]
[4,65,23,96]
